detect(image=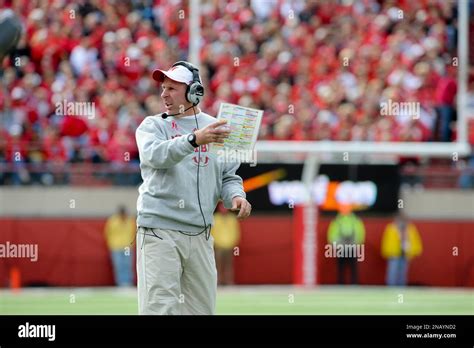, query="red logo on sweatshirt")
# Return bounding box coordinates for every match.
[171,120,177,130]
[192,127,209,167]
[193,144,209,167]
